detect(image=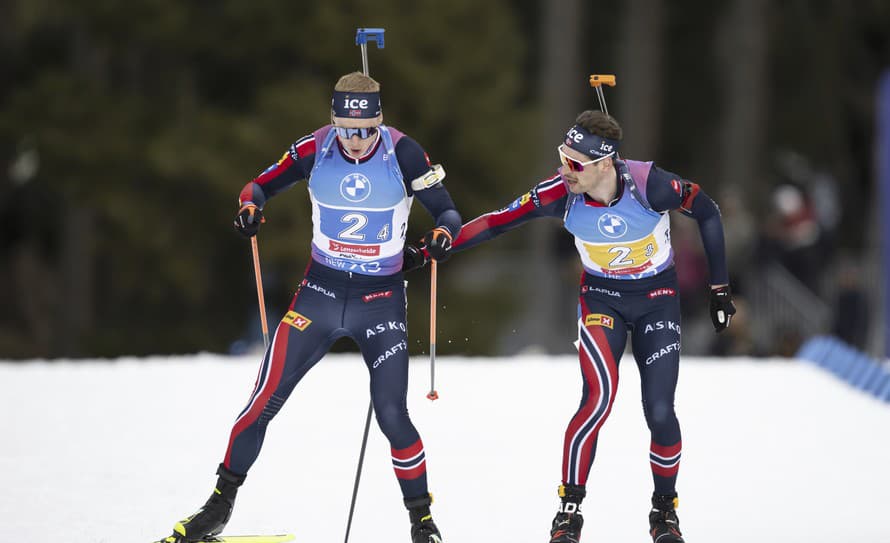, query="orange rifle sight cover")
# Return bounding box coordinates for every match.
[589,74,616,87]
